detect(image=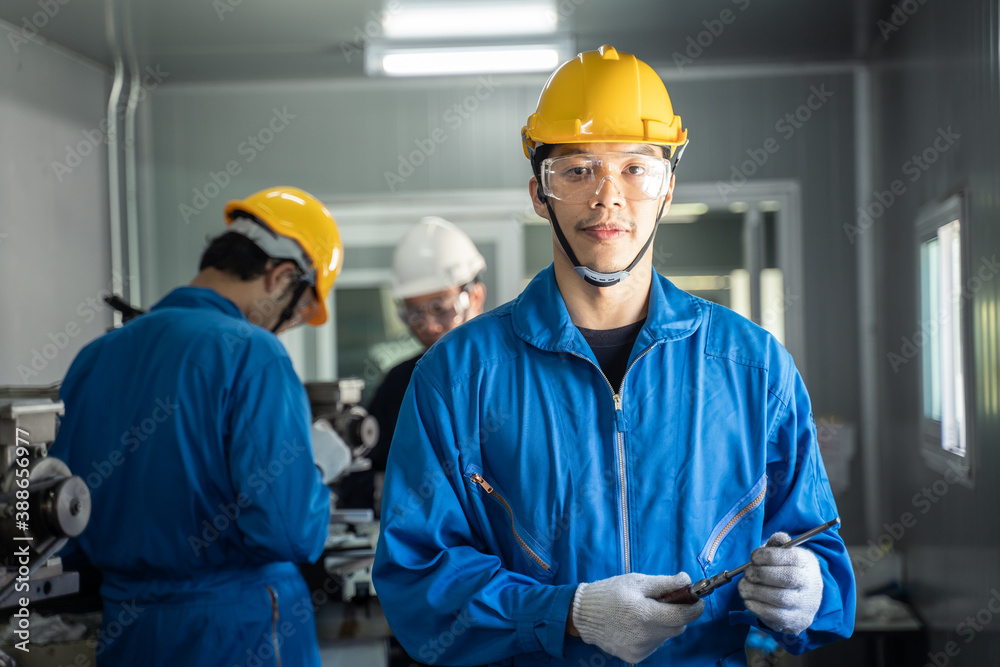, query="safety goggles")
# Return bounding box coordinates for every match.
[539,152,673,202]
[291,284,320,325]
[271,279,319,332]
[397,284,473,330]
